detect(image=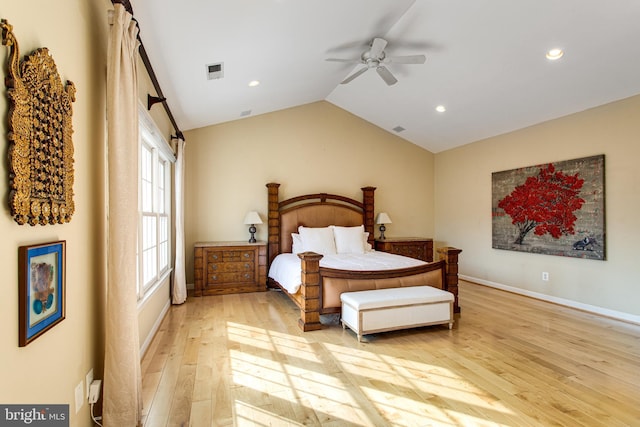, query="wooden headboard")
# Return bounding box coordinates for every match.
[266,183,376,266]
